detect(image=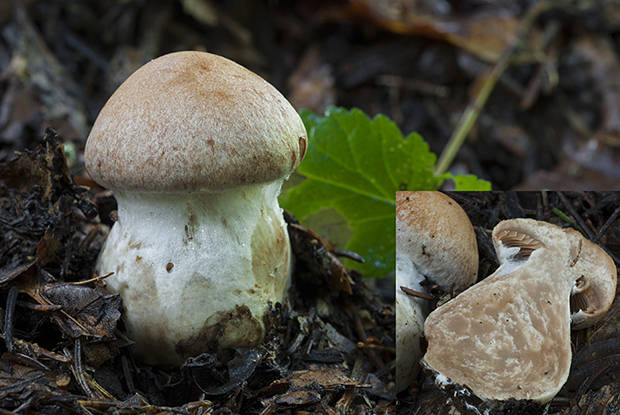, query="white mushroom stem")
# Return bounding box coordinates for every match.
[97,181,291,365]
[395,253,428,392]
